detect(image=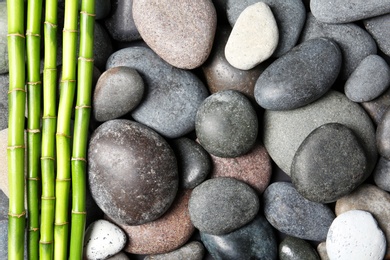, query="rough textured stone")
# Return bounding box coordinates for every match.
[255,38,341,110]
[0,74,8,130]
[279,236,320,260]
[88,119,178,225]
[93,66,144,122]
[225,2,278,70]
[263,90,377,176]
[376,107,390,159]
[263,182,335,241]
[195,90,258,158]
[364,14,390,56]
[189,177,259,235]
[326,210,386,260]
[373,157,390,192]
[133,0,217,69]
[107,46,209,139]
[0,3,7,74]
[345,55,390,102]
[0,189,7,220]
[362,86,390,125]
[0,220,7,259]
[300,13,377,79]
[144,241,205,260]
